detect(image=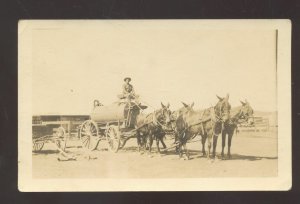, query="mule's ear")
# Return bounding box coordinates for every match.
[226,93,230,100]
[240,100,246,106]
[216,95,223,101]
[191,102,194,108]
[245,99,248,104]
[161,102,165,108]
[182,102,188,108]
